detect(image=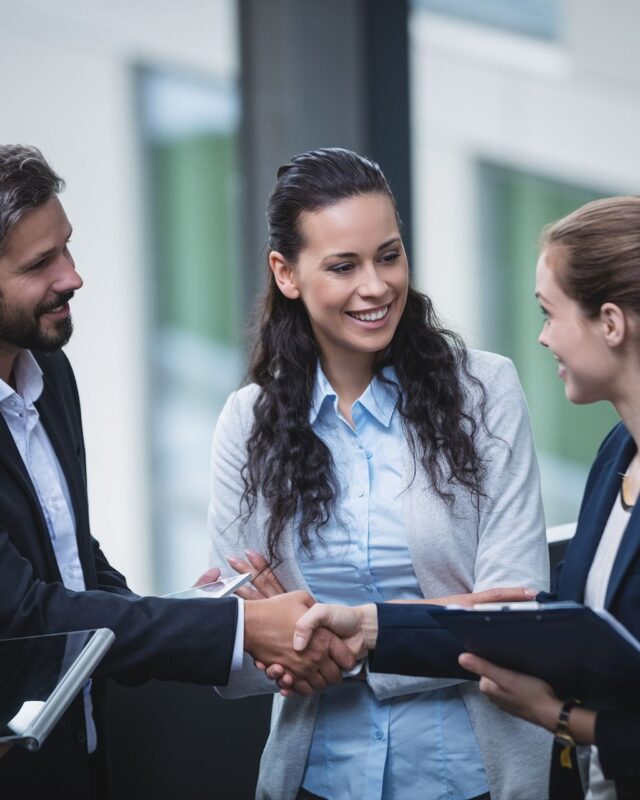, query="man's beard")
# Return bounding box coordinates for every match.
[0,291,75,352]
